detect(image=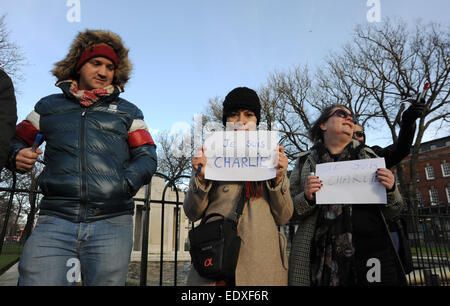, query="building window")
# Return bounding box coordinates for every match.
[441,161,450,177]
[425,165,435,180]
[429,187,439,206]
[416,190,423,207]
[446,186,450,204]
